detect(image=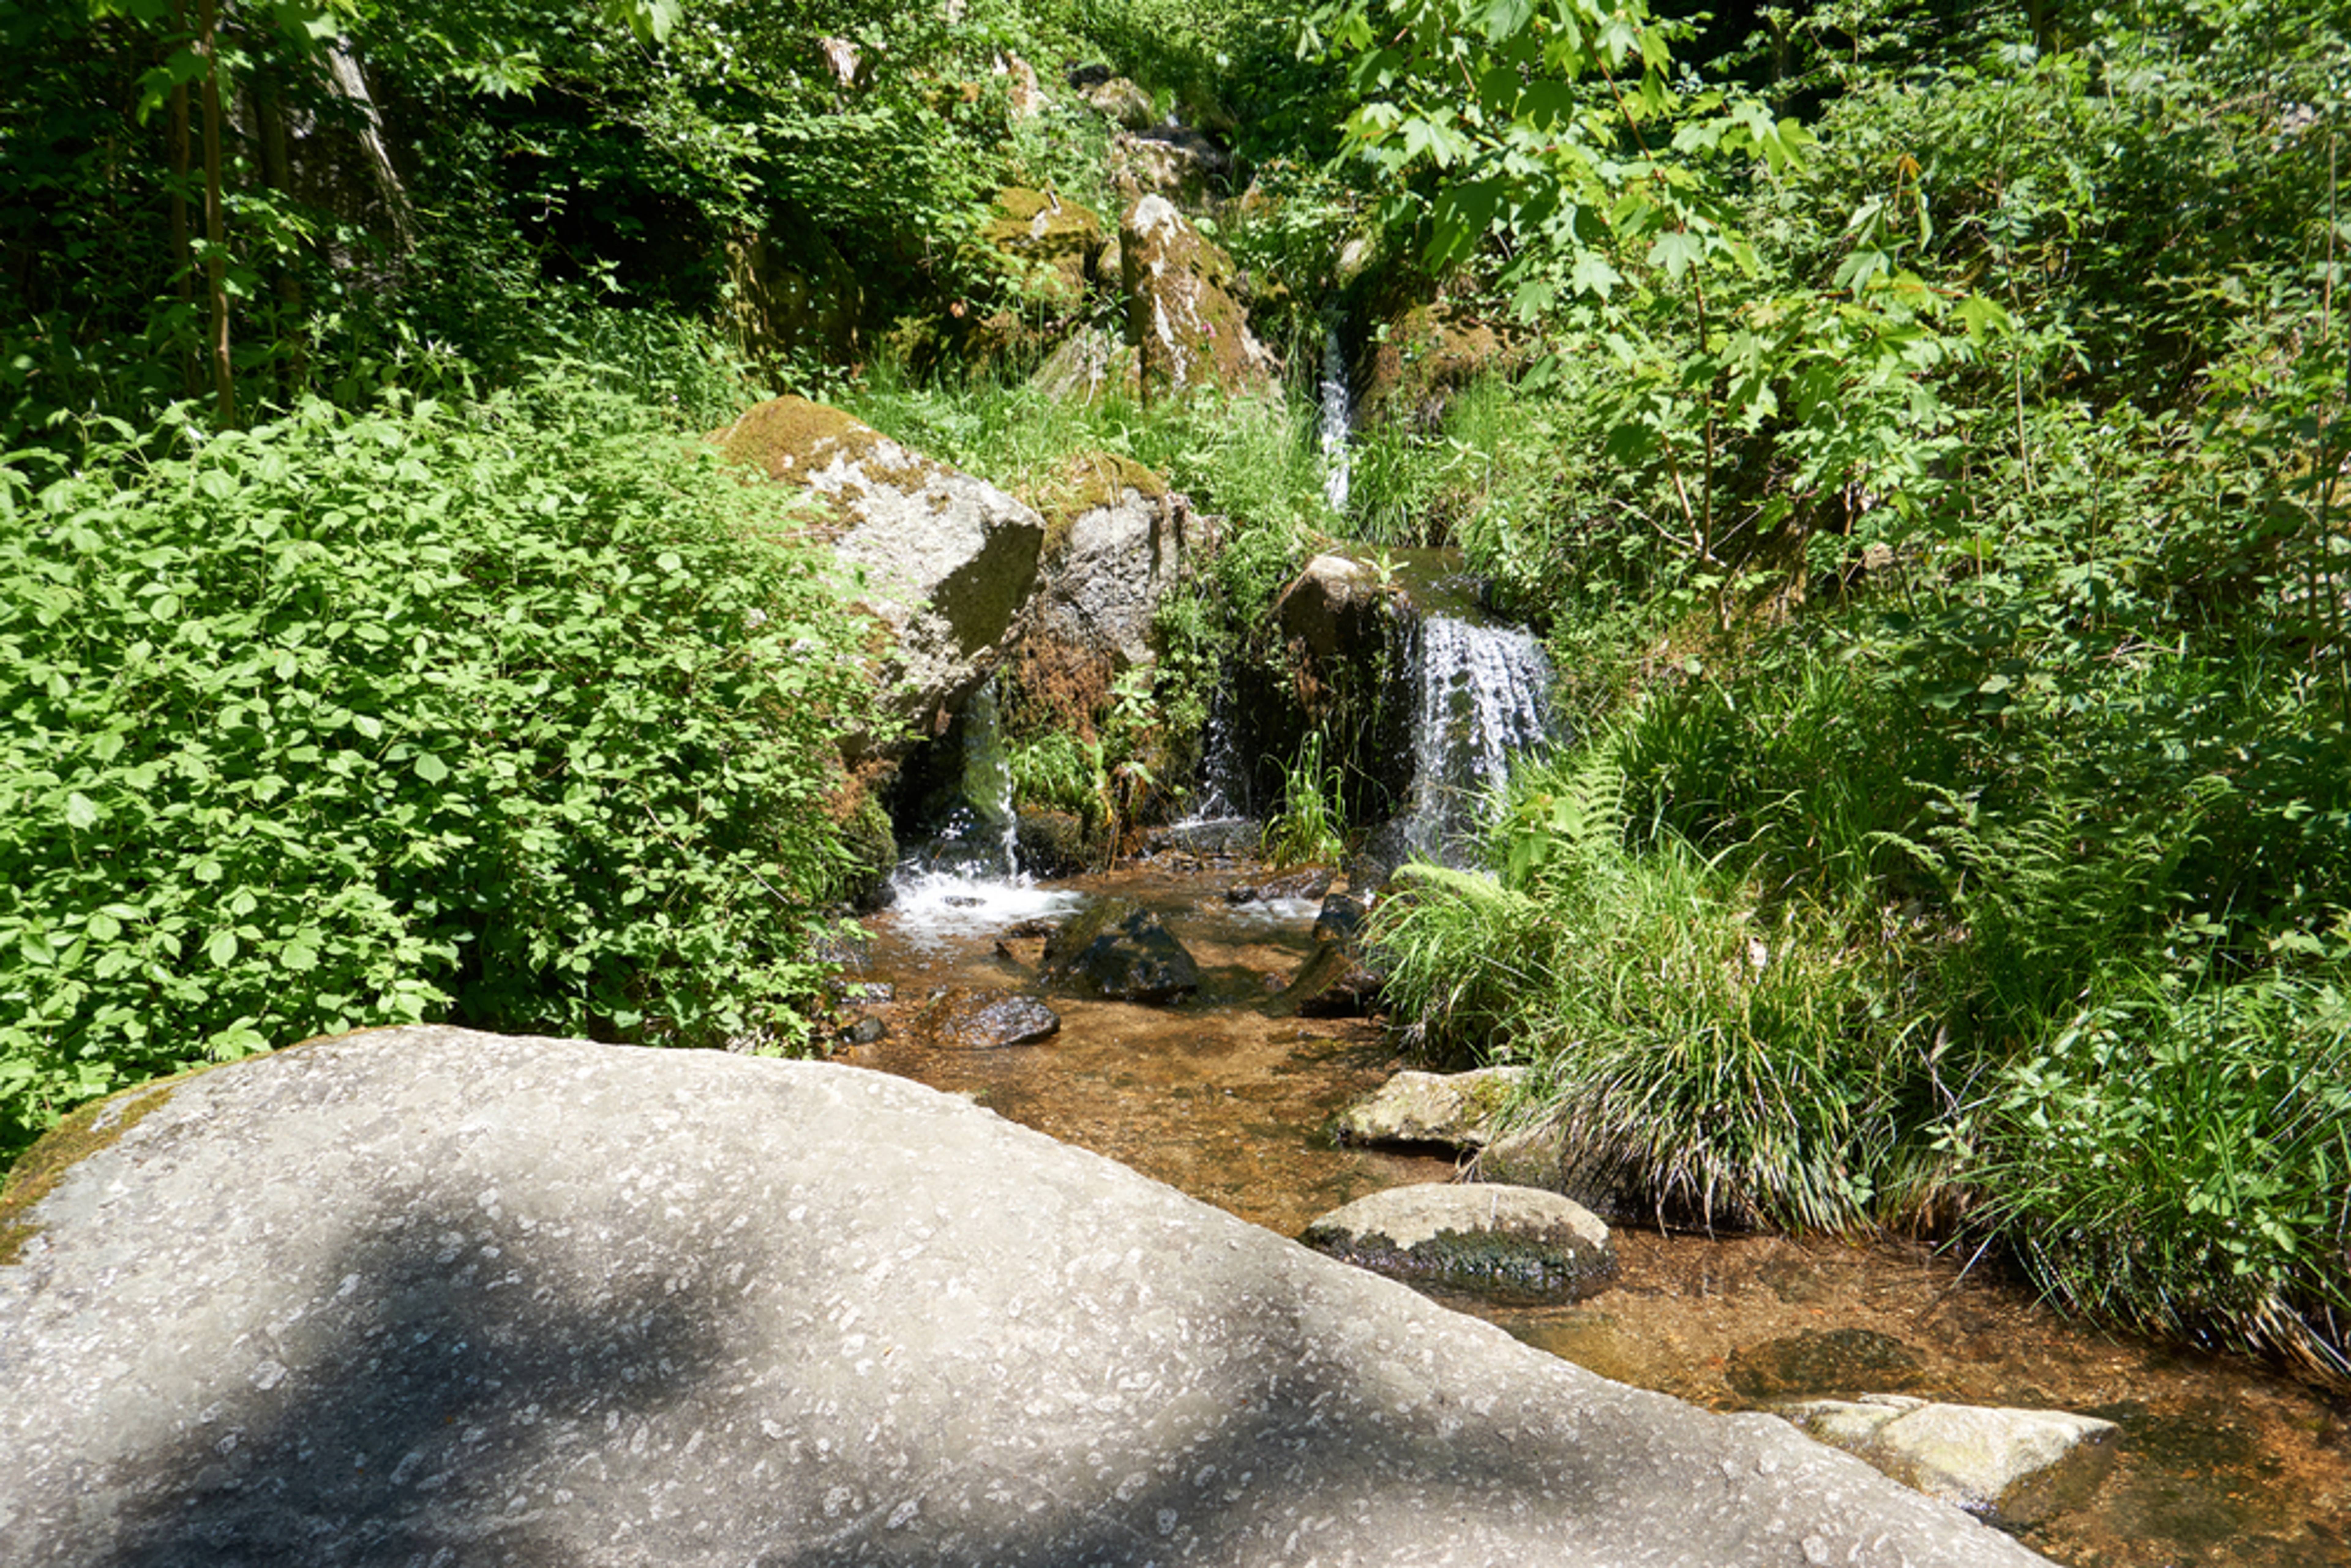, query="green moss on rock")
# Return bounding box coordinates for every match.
[0,1079,180,1265]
